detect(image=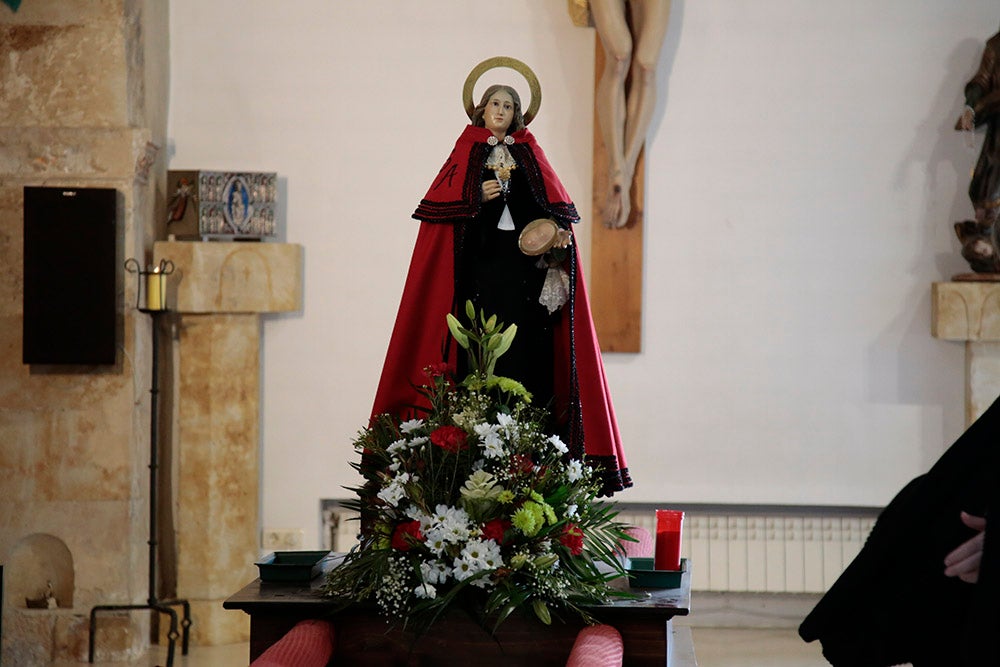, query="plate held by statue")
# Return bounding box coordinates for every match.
[519,218,561,256]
